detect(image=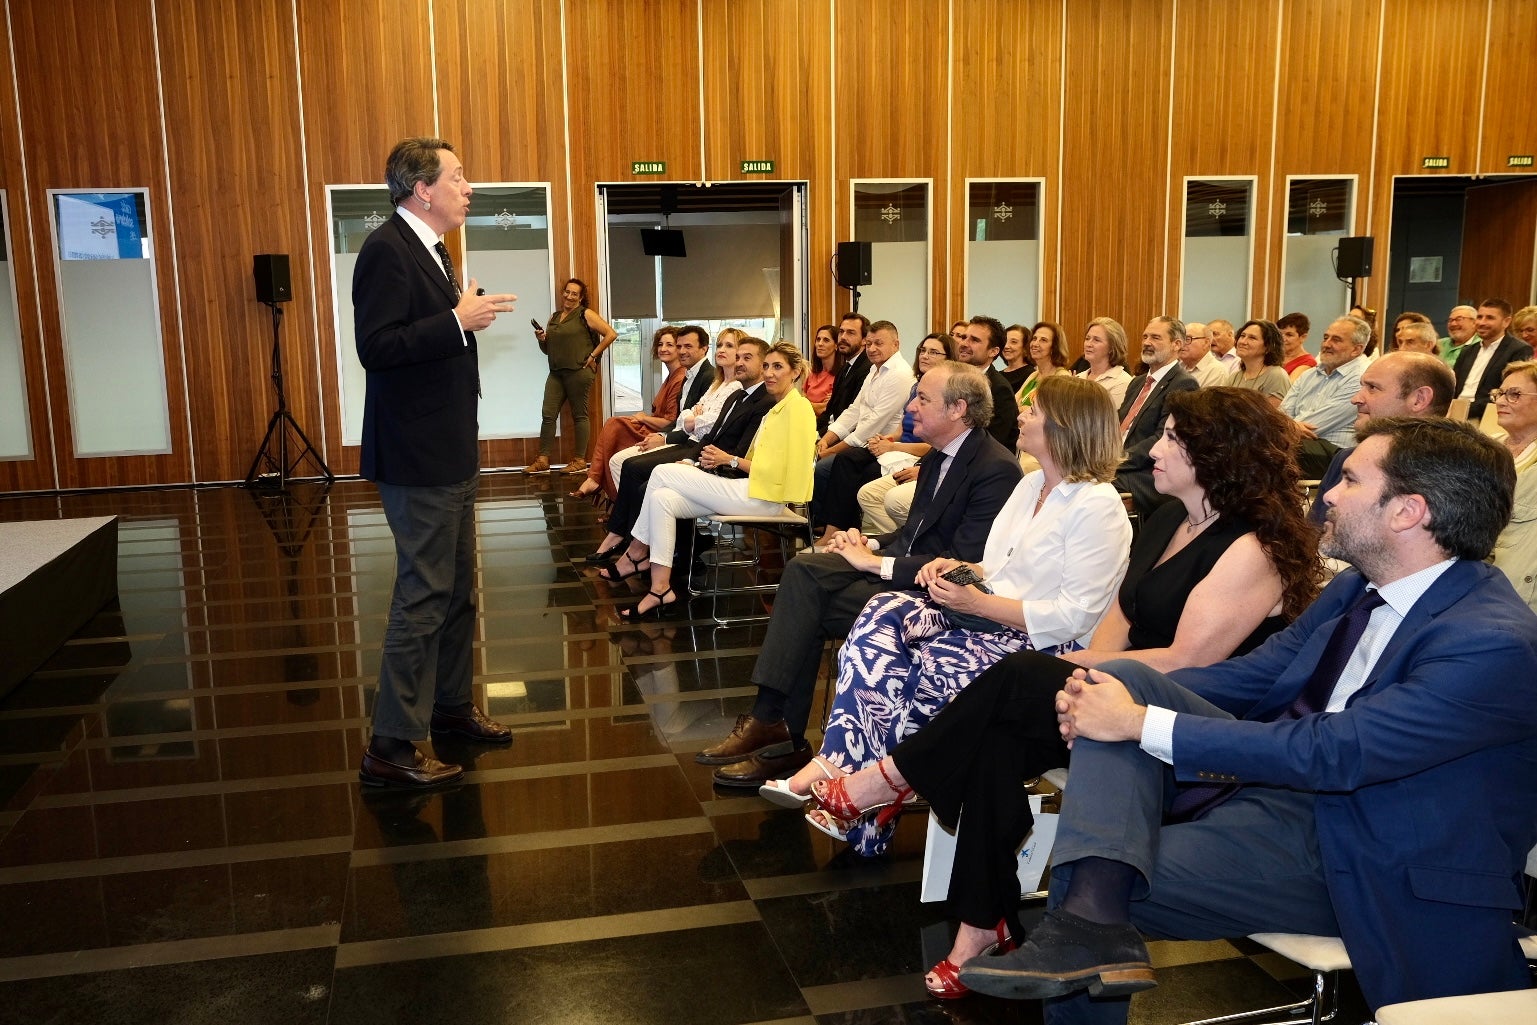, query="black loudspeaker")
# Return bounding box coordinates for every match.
[836,241,872,286]
[1337,236,1374,278]
[253,254,292,303]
